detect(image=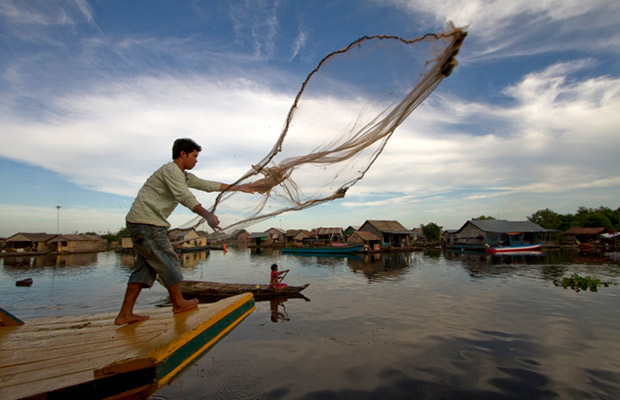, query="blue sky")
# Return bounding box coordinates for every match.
[1,0,619,237]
